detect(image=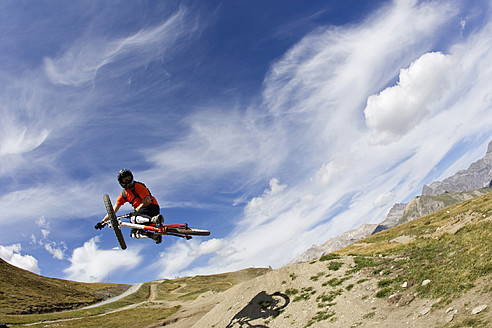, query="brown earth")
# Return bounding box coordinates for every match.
[158,257,490,328]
